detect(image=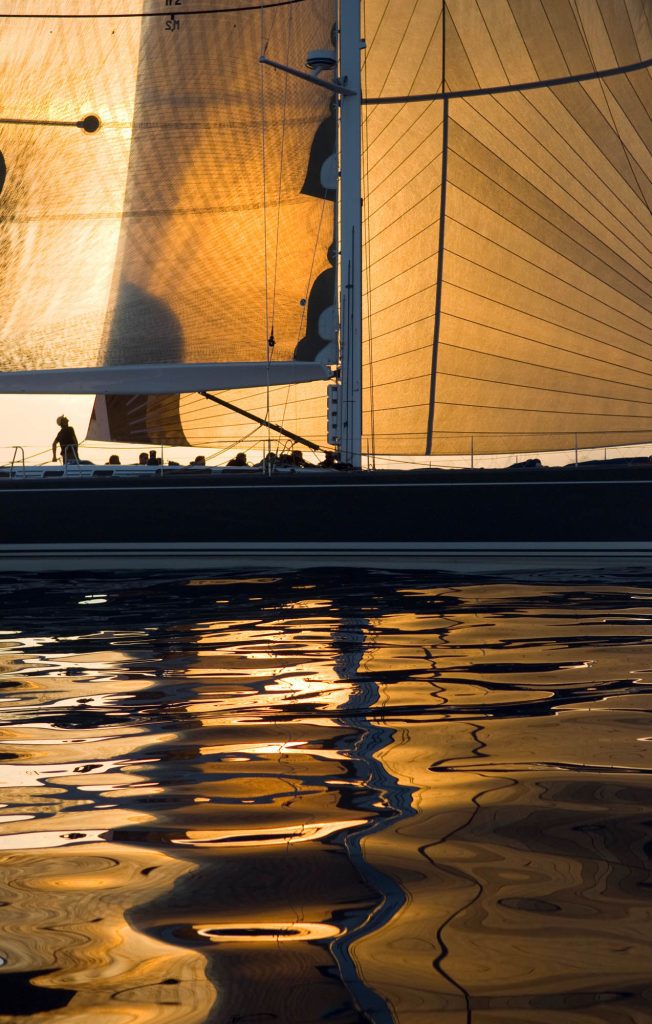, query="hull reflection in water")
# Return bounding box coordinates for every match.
[0,573,649,1023]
